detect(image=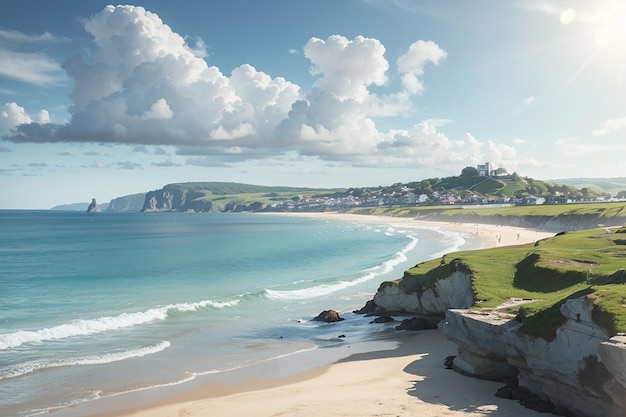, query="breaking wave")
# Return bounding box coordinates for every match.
[264,235,417,300]
[0,340,171,380]
[0,299,238,350]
